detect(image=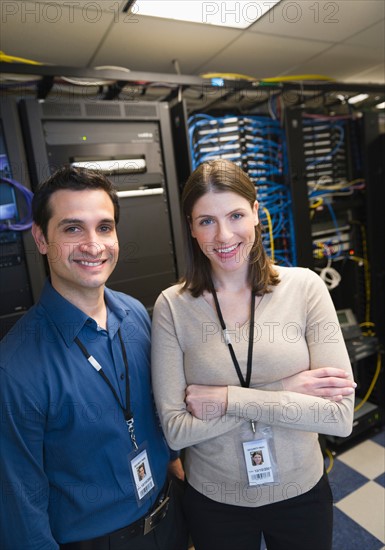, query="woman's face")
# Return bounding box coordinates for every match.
[190,190,258,278]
